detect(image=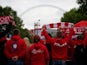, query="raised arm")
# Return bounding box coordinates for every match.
[41,28,54,44]
[64,28,75,43]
